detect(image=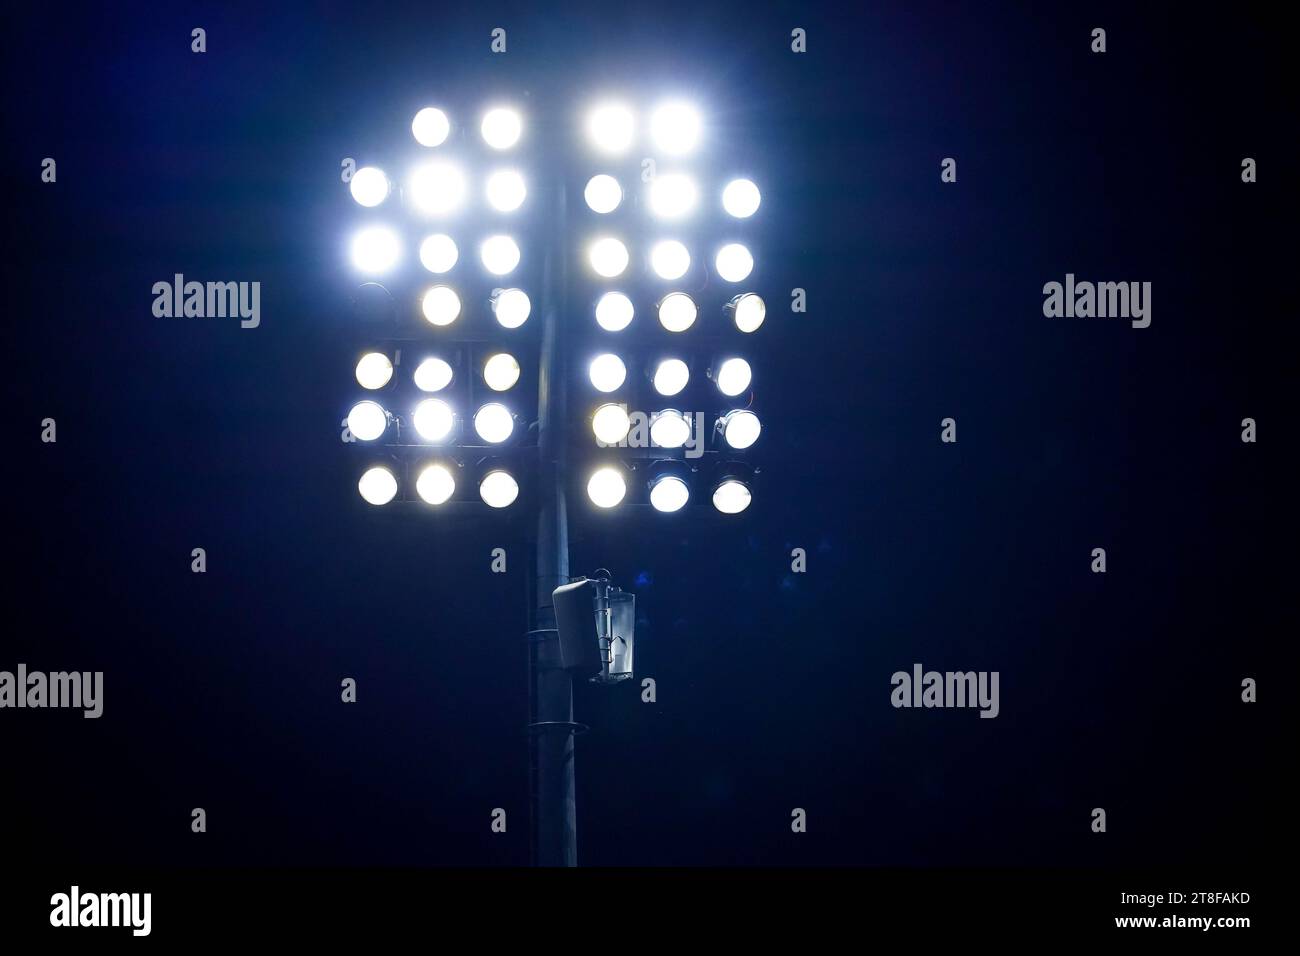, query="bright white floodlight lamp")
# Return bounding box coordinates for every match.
[422,285,462,326]
[595,292,634,331]
[480,235,521,275]
[481,108,522,149]
[650,101,702,155]
[648,173,698,219]
[658,293,697,332]
[651,240,690,280]
[592,403,631,444]
[650,475,690,513]
[474,403,514,443]
[412,107,451,147]
[722,409,761,449]
[712,479,752,514]
[485,169,526,212]
[715,243,754,282]
[589,353,627,392]
[419,234,458,274]
[589,237,629,277]
[653,358,689,396]
[483,353,521,391]
[650,409,692,448]
[350,167,389,207]
[350,226,401,274]
[347,401,388,442]
[492,288,531,328]
[358,466,398,505]
[479,470,520,508]
[355,352,393,390]
[416,463,456,505]
[715,358,753,397]
[413,398,455,442]
[584,175,623,214]
[408,160,467,216]
[733,293,765,332]
[587,102,635,154]
[722,178,761,218]
[413,357,454,392]
[587,467,627,508]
